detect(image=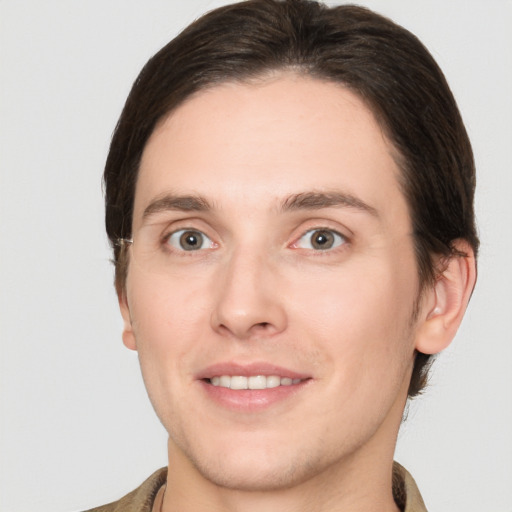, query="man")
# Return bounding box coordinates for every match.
[89,0,478,510]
